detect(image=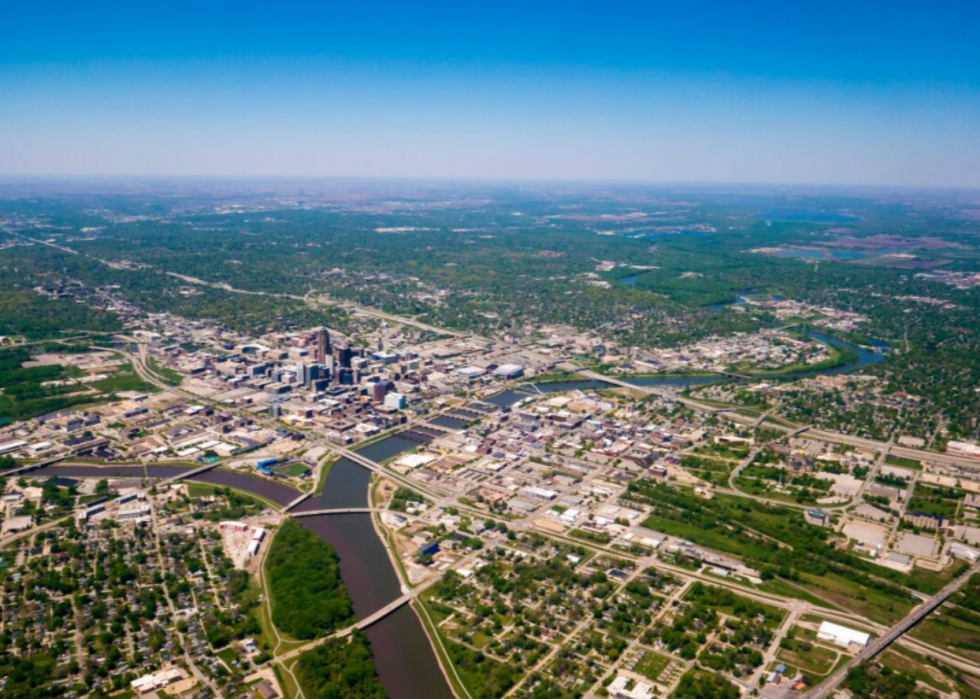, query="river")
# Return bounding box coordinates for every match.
[482,330,886,409]
[25,328,886,697]
[30,440,457,699]
[299,435,456,699]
